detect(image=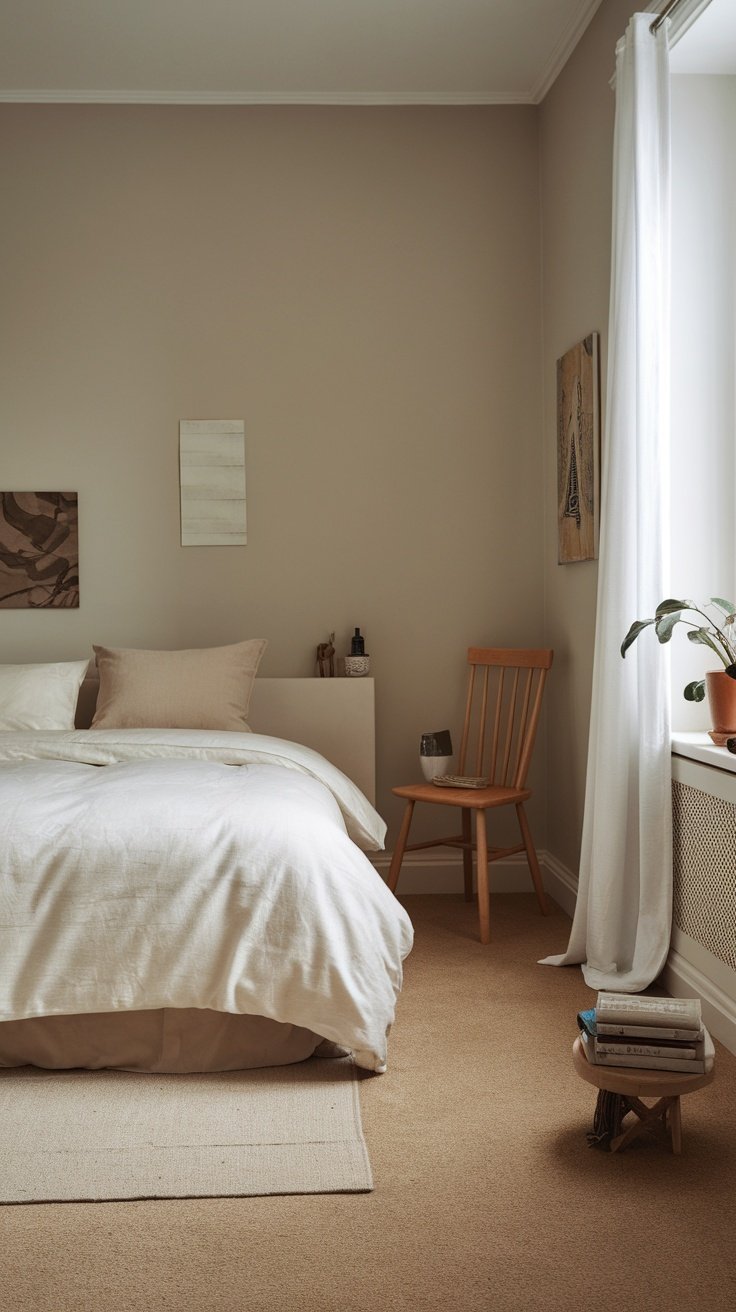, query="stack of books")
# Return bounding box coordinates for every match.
[577,991,715,1074]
